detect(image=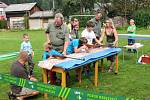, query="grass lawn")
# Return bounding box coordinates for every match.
[0,29,150,100]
